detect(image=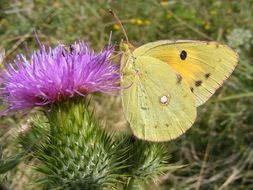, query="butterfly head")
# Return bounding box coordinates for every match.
[120,40,135,53]
[120,41,136,72]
